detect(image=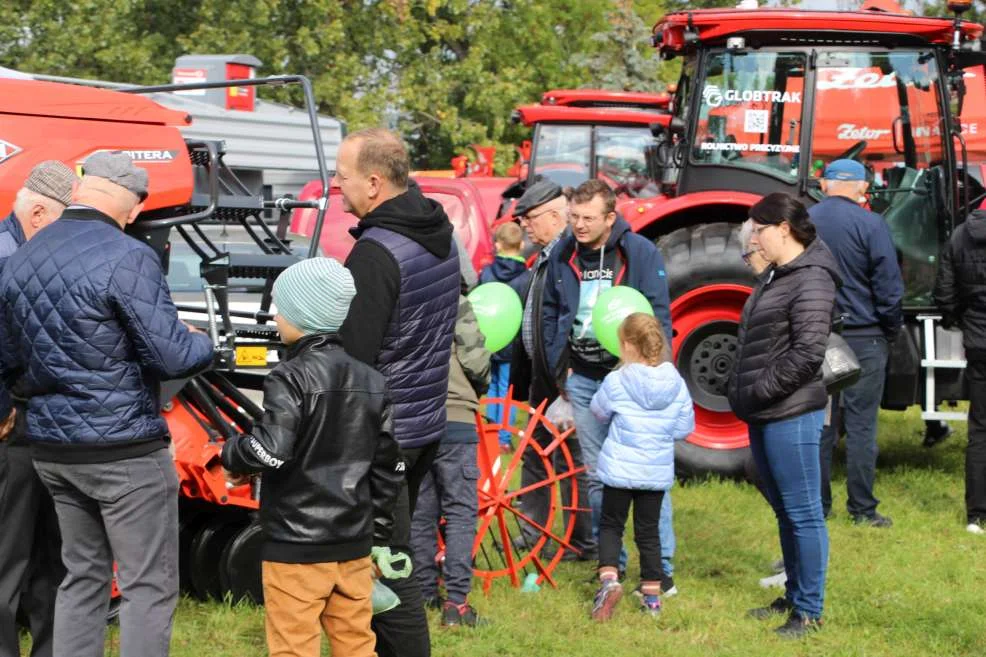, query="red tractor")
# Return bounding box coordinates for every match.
[495,2,986,478]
